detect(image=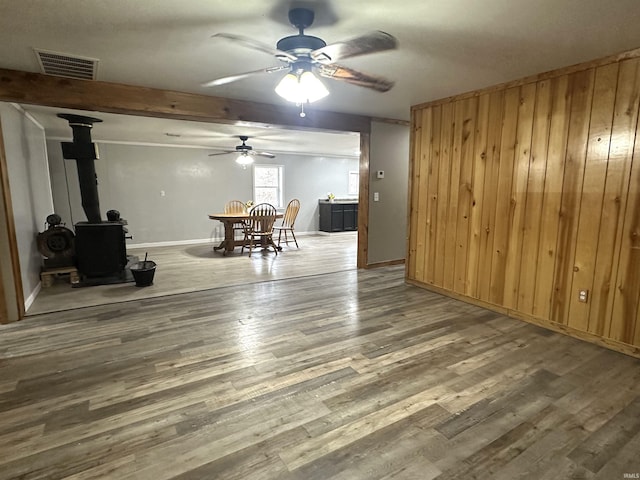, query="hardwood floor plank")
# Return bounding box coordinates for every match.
[170,427,308,480]
[434,369,572,441]
[120,397,330,480]
[0,261,639,478]
[302,359,457,438]
[280,384,455,471]
[291,404,448,480]
[568,396,640,473]
[593,429,640,480]
[434,404,563,479]
[492,424,590,480]
[536,457,595,480]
